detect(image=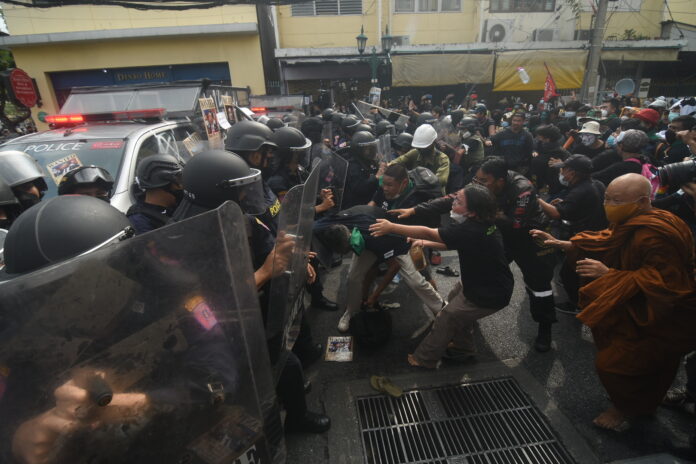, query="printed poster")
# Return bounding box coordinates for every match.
[182,132,204,157]
[199,97,222,149]
[221,95,237,125]
[325,336,353,362]
[45,153,82,185]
